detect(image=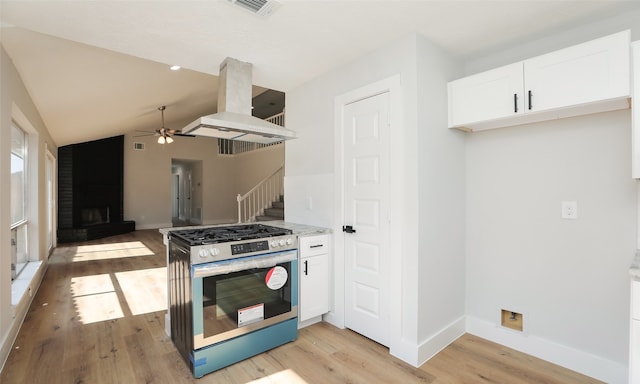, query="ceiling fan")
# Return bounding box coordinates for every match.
[136,106,194,144]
